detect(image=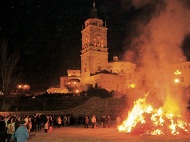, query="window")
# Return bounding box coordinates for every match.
[97,37,100,47]
[98,66,101,71]
[101,40,104,47]
[85,36,88,44]
[94,39,96,46]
